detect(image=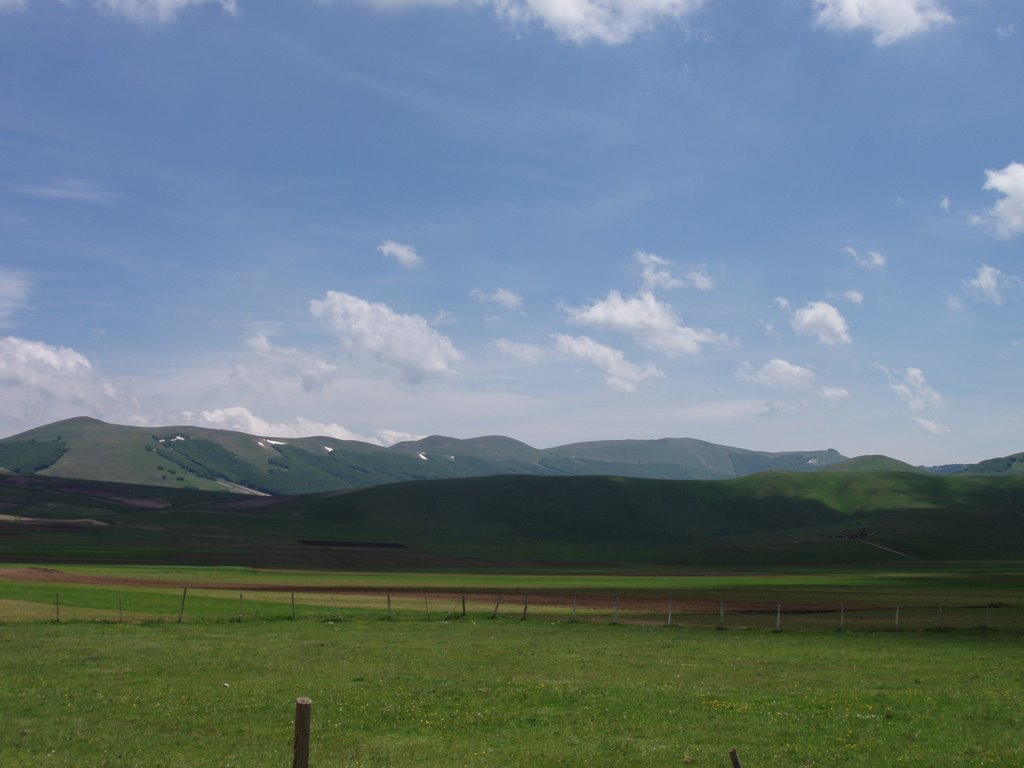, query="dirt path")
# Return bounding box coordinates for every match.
[0,566,838,614]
